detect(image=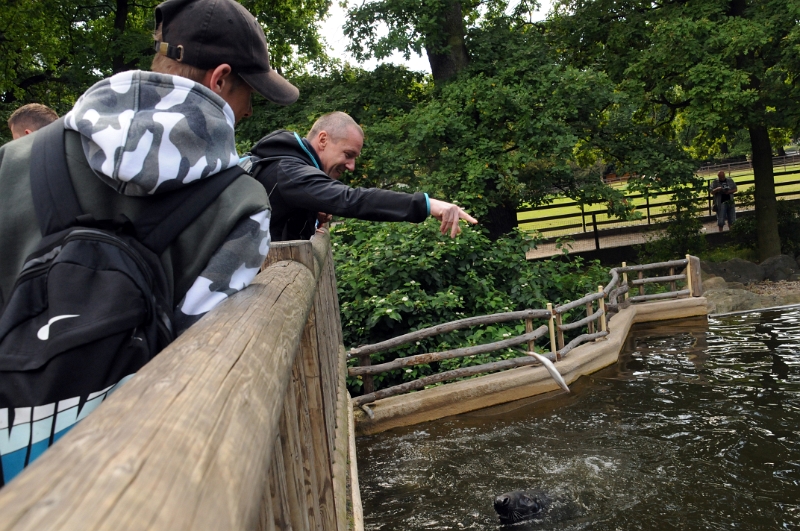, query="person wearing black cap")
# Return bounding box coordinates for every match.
[0,0,301,484]
[0,0,298,334]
